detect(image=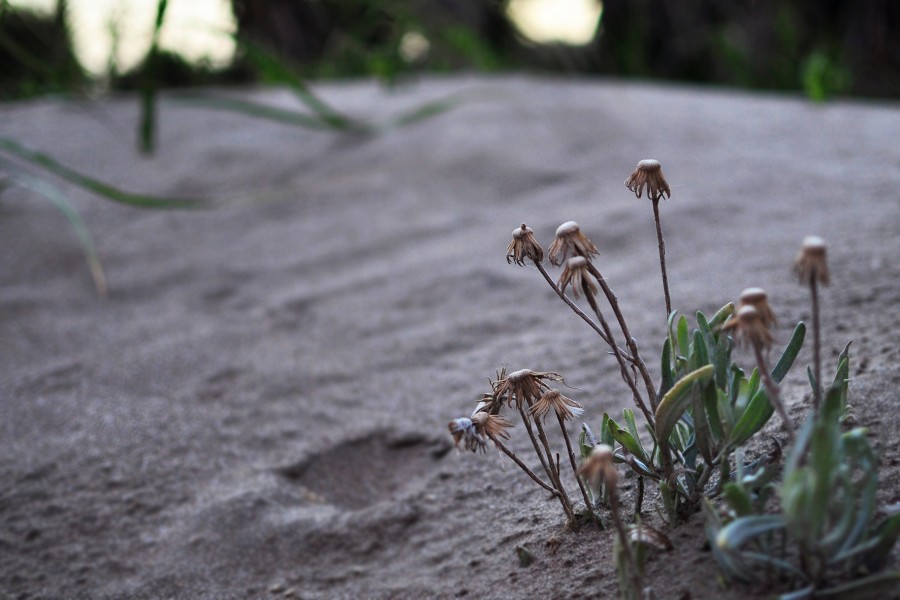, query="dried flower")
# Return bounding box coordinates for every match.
[722,305,774,349]
[624,159,671,201]
[548,221,598,266]
[506,224,544,266]
[558,256,597,298]
[471,411,514,440]
[739,287,777,328]
[529,389,584,422]
[448,417,486,453]
[578,444,618,488]
[794,236,830,286]
[494,368,564,410]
